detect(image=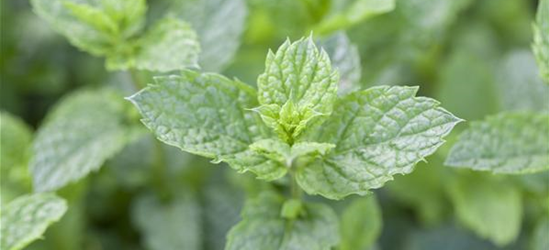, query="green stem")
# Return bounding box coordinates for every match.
[289,169,302,200]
